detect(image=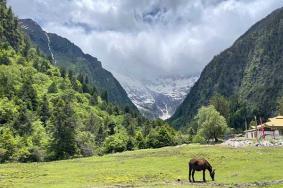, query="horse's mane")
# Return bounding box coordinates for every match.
[206,160,213,172]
